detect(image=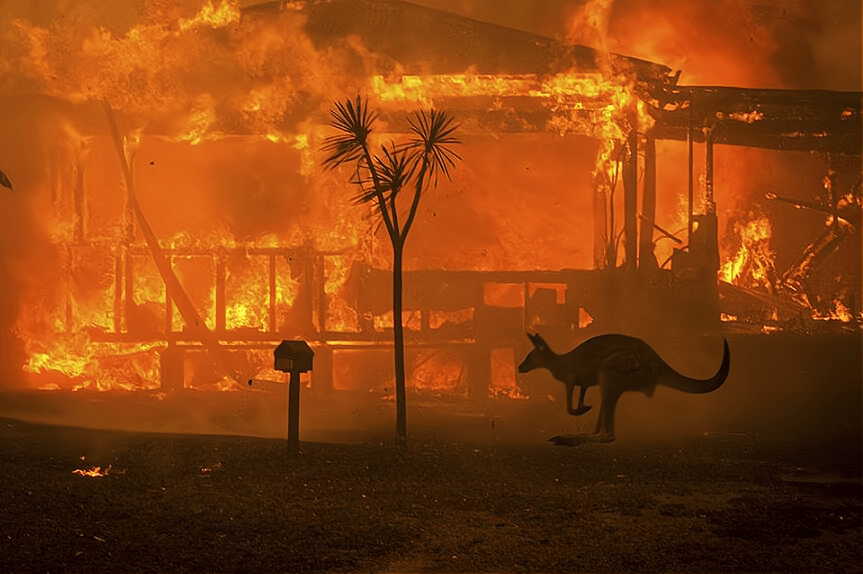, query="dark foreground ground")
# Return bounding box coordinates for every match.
[1,417,860,574]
